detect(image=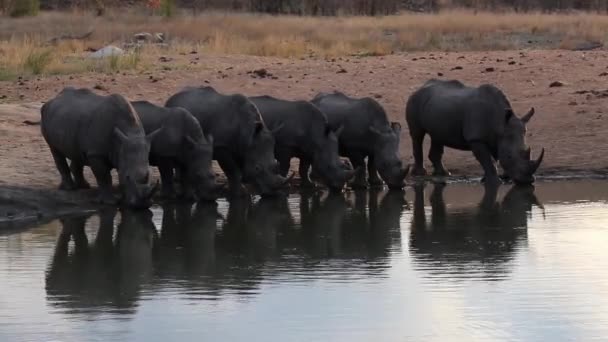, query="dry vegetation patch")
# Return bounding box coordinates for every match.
[0,10,607,79]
